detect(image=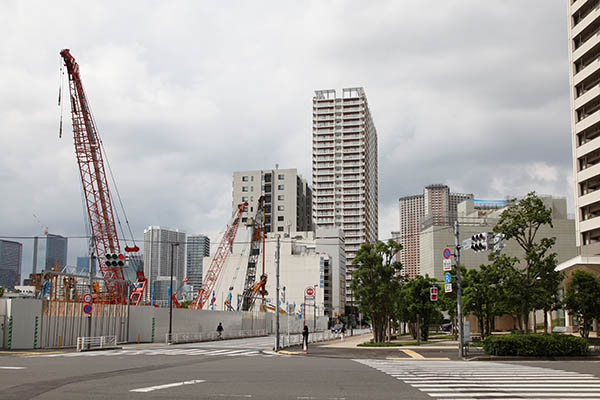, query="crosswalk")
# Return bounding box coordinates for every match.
[28,347,272,358]
[355,359,600,399]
